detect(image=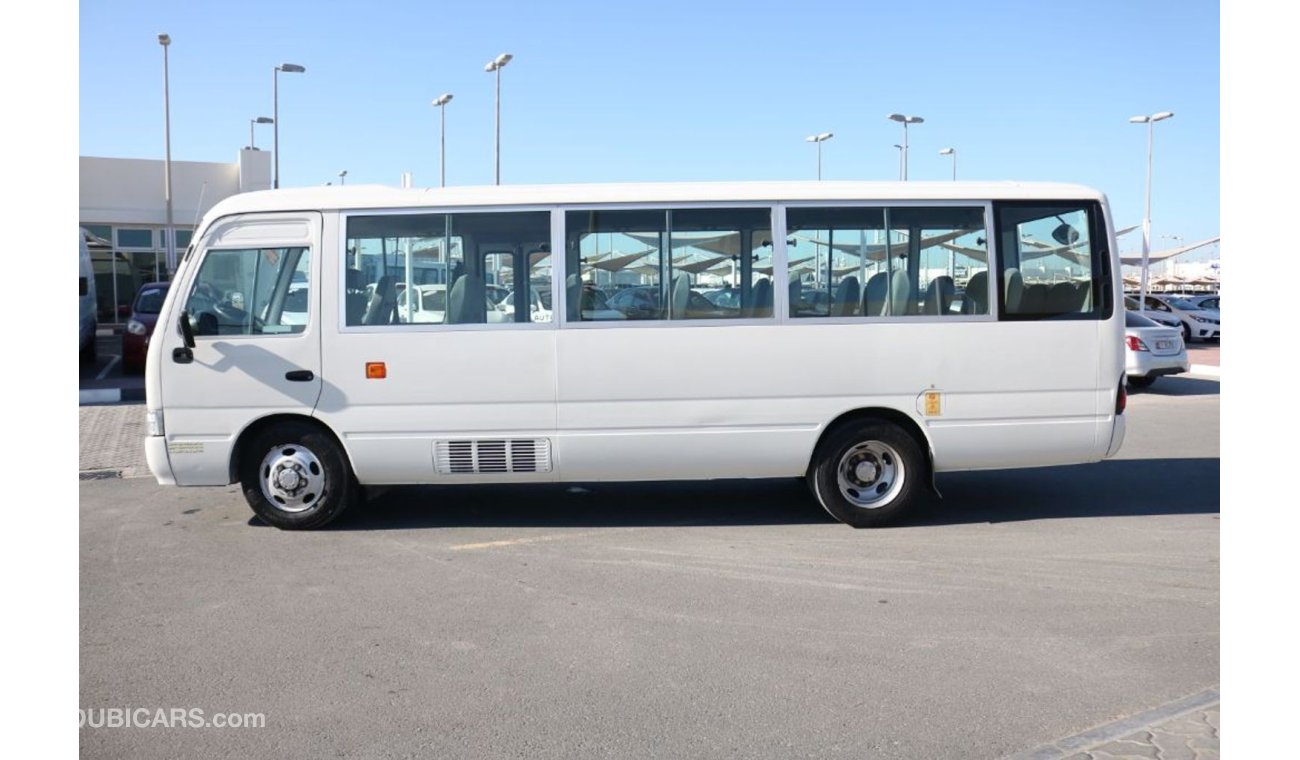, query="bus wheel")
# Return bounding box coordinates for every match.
[239,421,356,530]
[809,421,923,528]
